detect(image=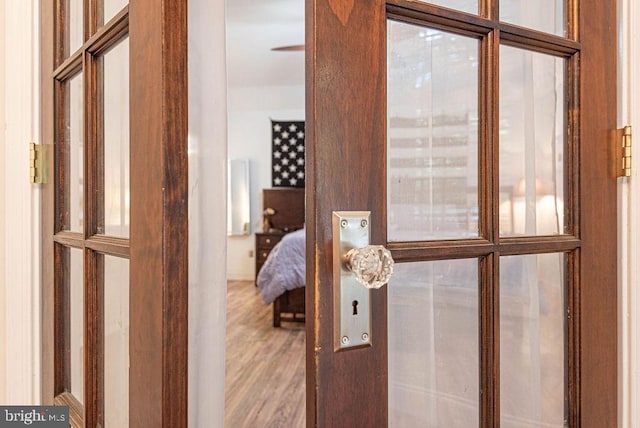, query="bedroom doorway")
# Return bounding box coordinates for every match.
[224,0,306,426]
